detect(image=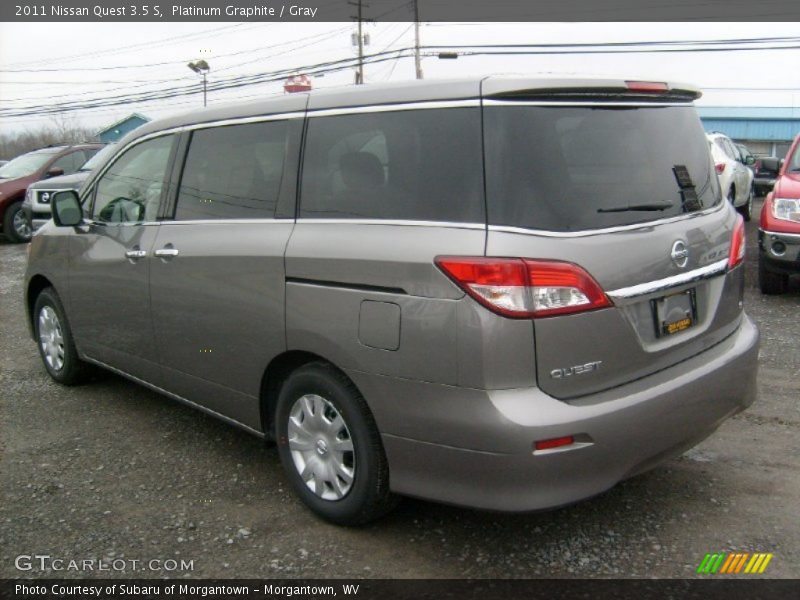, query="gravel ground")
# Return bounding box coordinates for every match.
[1,200,798,579]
